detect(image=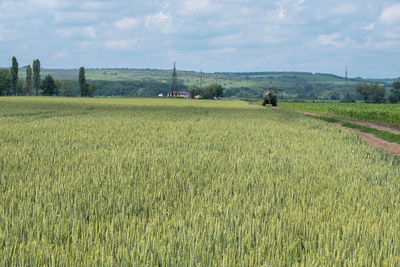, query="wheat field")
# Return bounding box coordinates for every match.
[1,97,399,265]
